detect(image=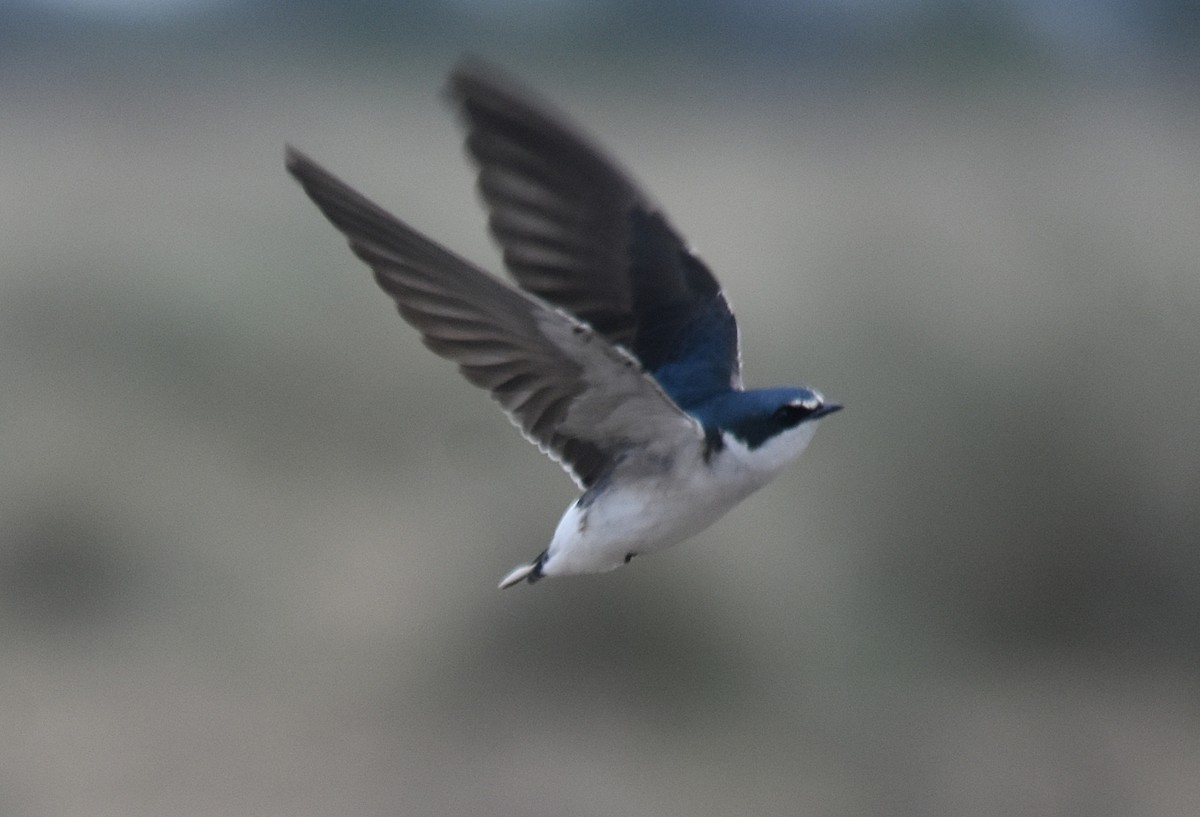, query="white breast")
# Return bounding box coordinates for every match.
[713,421,820,486]
[539,420,826,578]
